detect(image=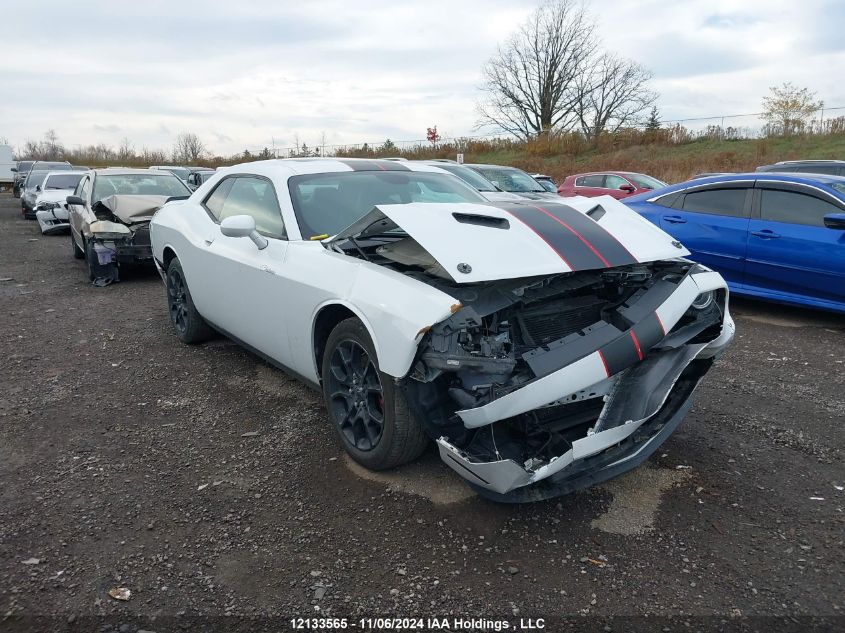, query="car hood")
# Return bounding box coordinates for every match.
[36,188,74,204]
[327,198,689,284]
[95,194,170,224]
[479,190,525,202]
[506,191,562,200]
